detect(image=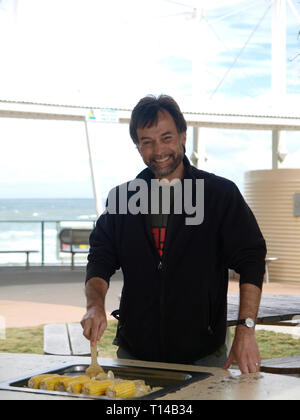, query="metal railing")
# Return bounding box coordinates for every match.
[0,219,96,266]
